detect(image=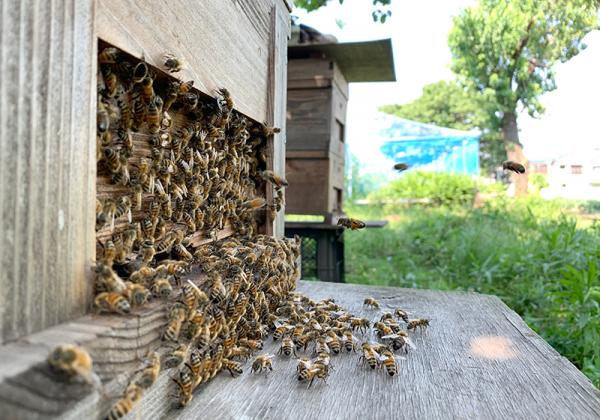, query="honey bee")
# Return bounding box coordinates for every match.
[173,243,193,262]
[363,297,380,309]
[379,348,399,376]
[135,352,161,389]
[260,170,288,189]
[394,308,410,323]
[152,277,173,300]
[502,160,526,174]
[105,383,144,420]
[164,53,183,73]
[242,197,267,210]
[272,323,290,341]
[123,282,151,307]
[131,183,143,211]
[251,354,274,374]
[260,122,281,137]
[146,96,161,134]
[296,357,312,374]
[217,87,234,111]
[163,304,187,342]
[171,369,194,407]
[359,343,379,369]
[178,80,194,94]
[374,321,394,338]
[381,333,415,353]
[297,363,329,388]
[99,47,119,64]
[102,66,118,98]
[94,292,131,315]
[97,99,110,135]
[325,331,341,354]
[117,98,132,131]
[103,147,121,174]
[132,97,146,131]
[163,343,188,369]
[164,81,180,112]
[140,76,155,104]
[141,239,156,264]
[337,217,366,230]
[342,329,358,352]
[47,344,98,386]
[114,196,132,223]
[94,262,126,293]
[393,162,409,172]
[209,274,227,304]
[407,318,430,332]
[278,337,296,357]
[238,338,263,352]
[222,359,243,377]
[349,317,370,333]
